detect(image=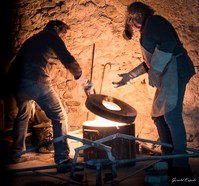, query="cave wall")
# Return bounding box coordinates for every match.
[2,0,199,149]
